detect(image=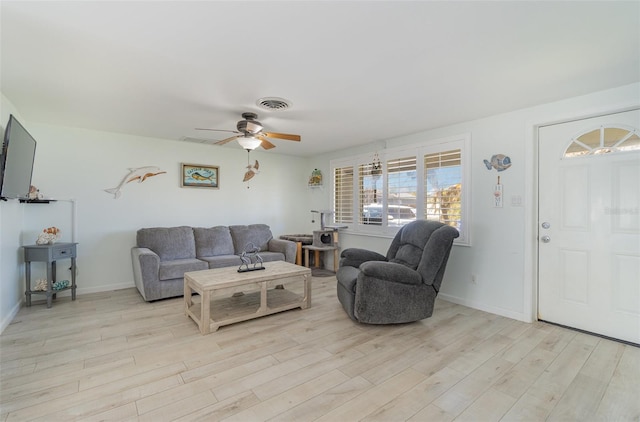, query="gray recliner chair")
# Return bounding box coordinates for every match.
[336,220,459,324]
